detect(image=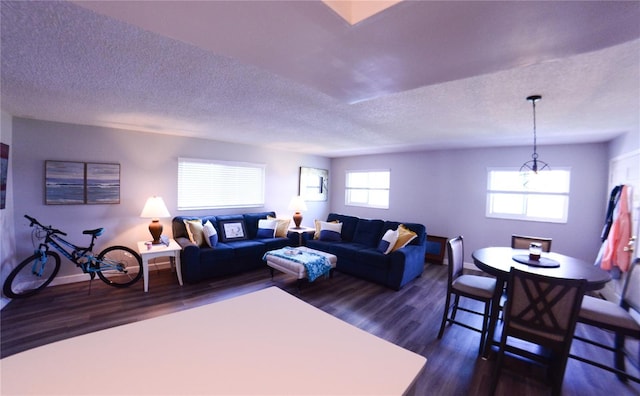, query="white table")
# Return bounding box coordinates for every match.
[288,225,315,245]
[136,239,182,292]
[1,287,426,395]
